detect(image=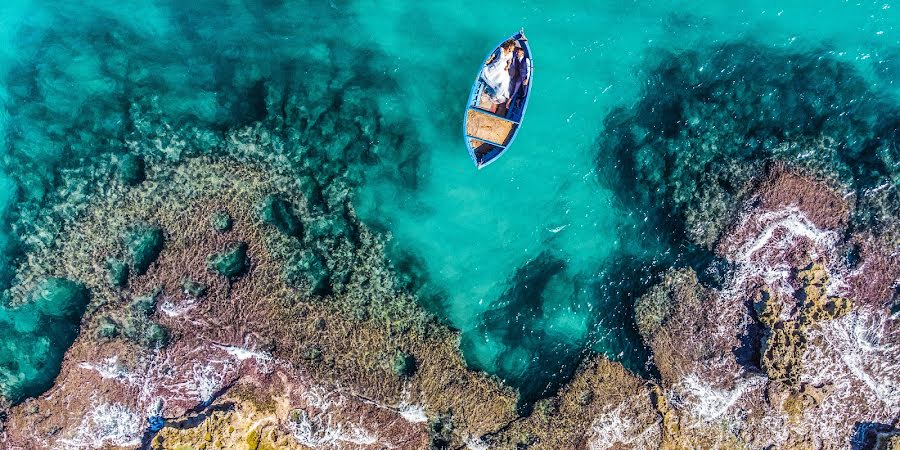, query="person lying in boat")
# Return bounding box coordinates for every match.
[505,45,531,120]
[480,39,517,104]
